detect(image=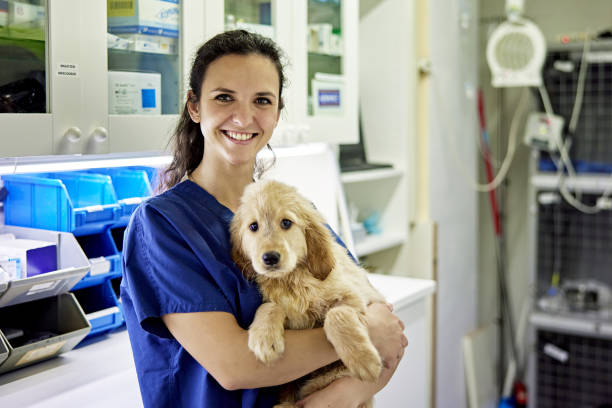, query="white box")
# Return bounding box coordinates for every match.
[0,235,56,278]
[108,71,162,115]
[311,73,344,116]
[108,0,179,38]
[117,33,178,55]
[8,1,44,28]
